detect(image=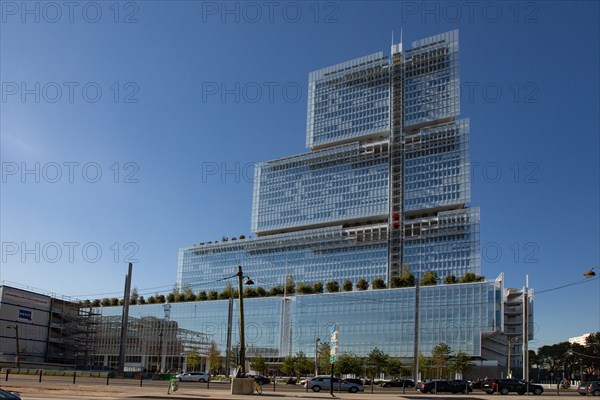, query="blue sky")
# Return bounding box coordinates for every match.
[1,1,598,349]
